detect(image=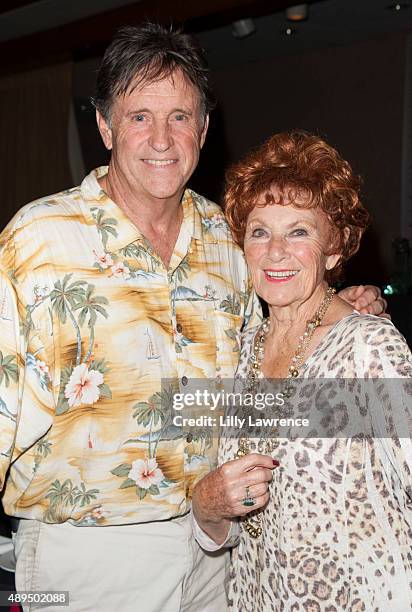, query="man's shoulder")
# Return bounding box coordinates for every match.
[187,188,224,216]
[1,168,105,241]
[23,183,84,217]
[3,184,83,235]
[187,188,234,239]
